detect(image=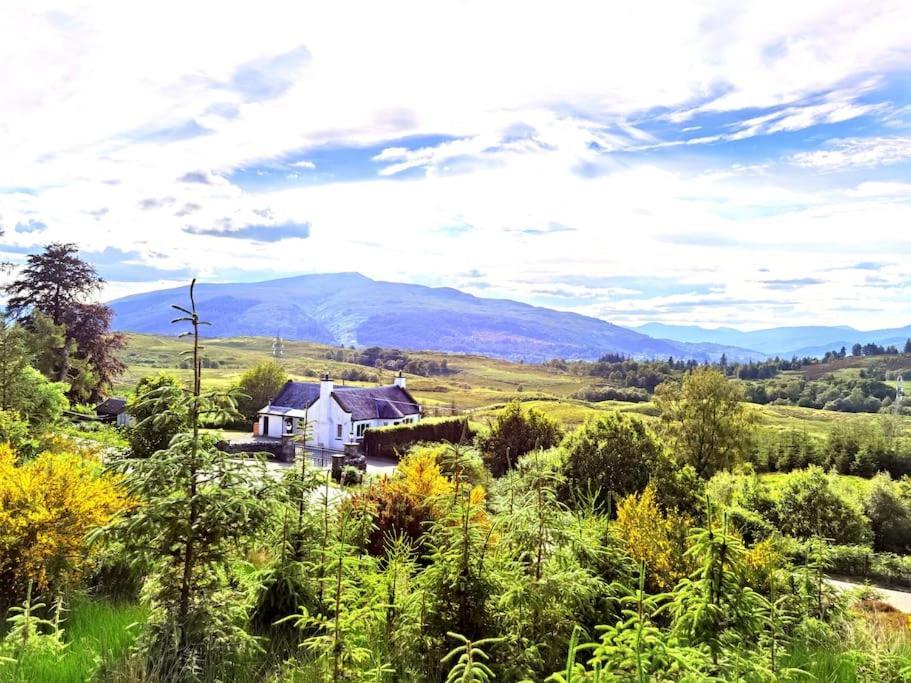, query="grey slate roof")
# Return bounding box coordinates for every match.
[333,385,421,421]
[263,381,420,421]
[268,381,321,410]
[96,397,127,416]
